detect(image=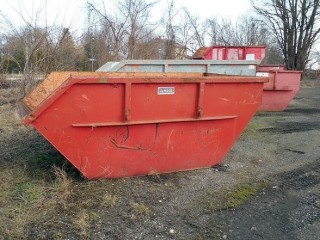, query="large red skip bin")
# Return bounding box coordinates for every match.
[18,72,267,179]
[257,65,302,111]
